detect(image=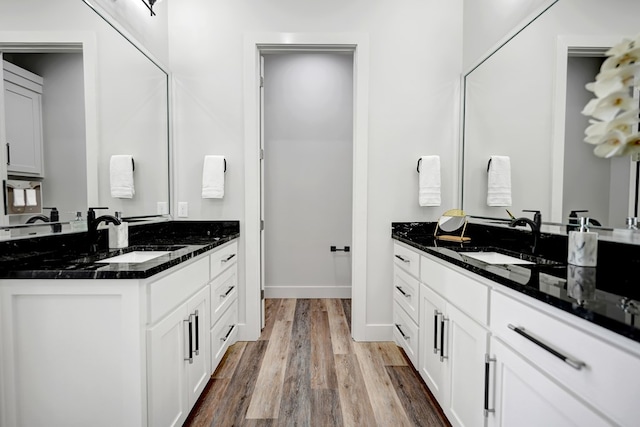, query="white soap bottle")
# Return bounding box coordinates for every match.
[70,211,88,232]
[567,217,598,267]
